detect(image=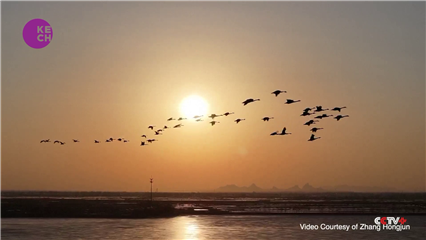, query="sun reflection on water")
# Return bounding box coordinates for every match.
[185,222,199,240]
